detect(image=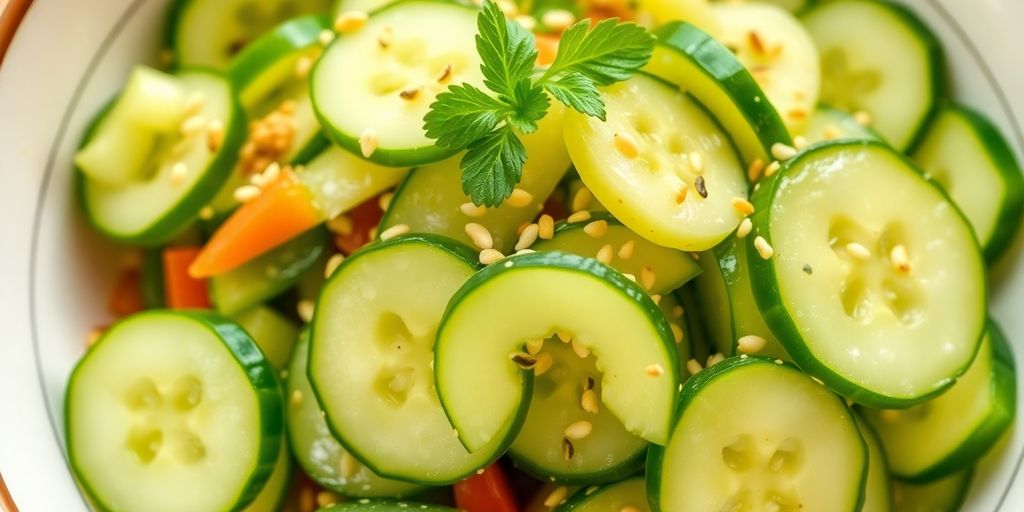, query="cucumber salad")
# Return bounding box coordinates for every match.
[64,0,1021,510]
